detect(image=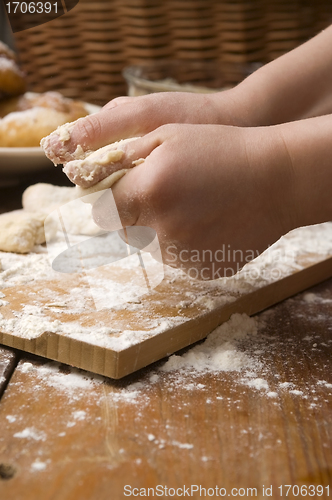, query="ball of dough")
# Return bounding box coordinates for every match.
[22,183,101,236]
[0,210,46,254]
